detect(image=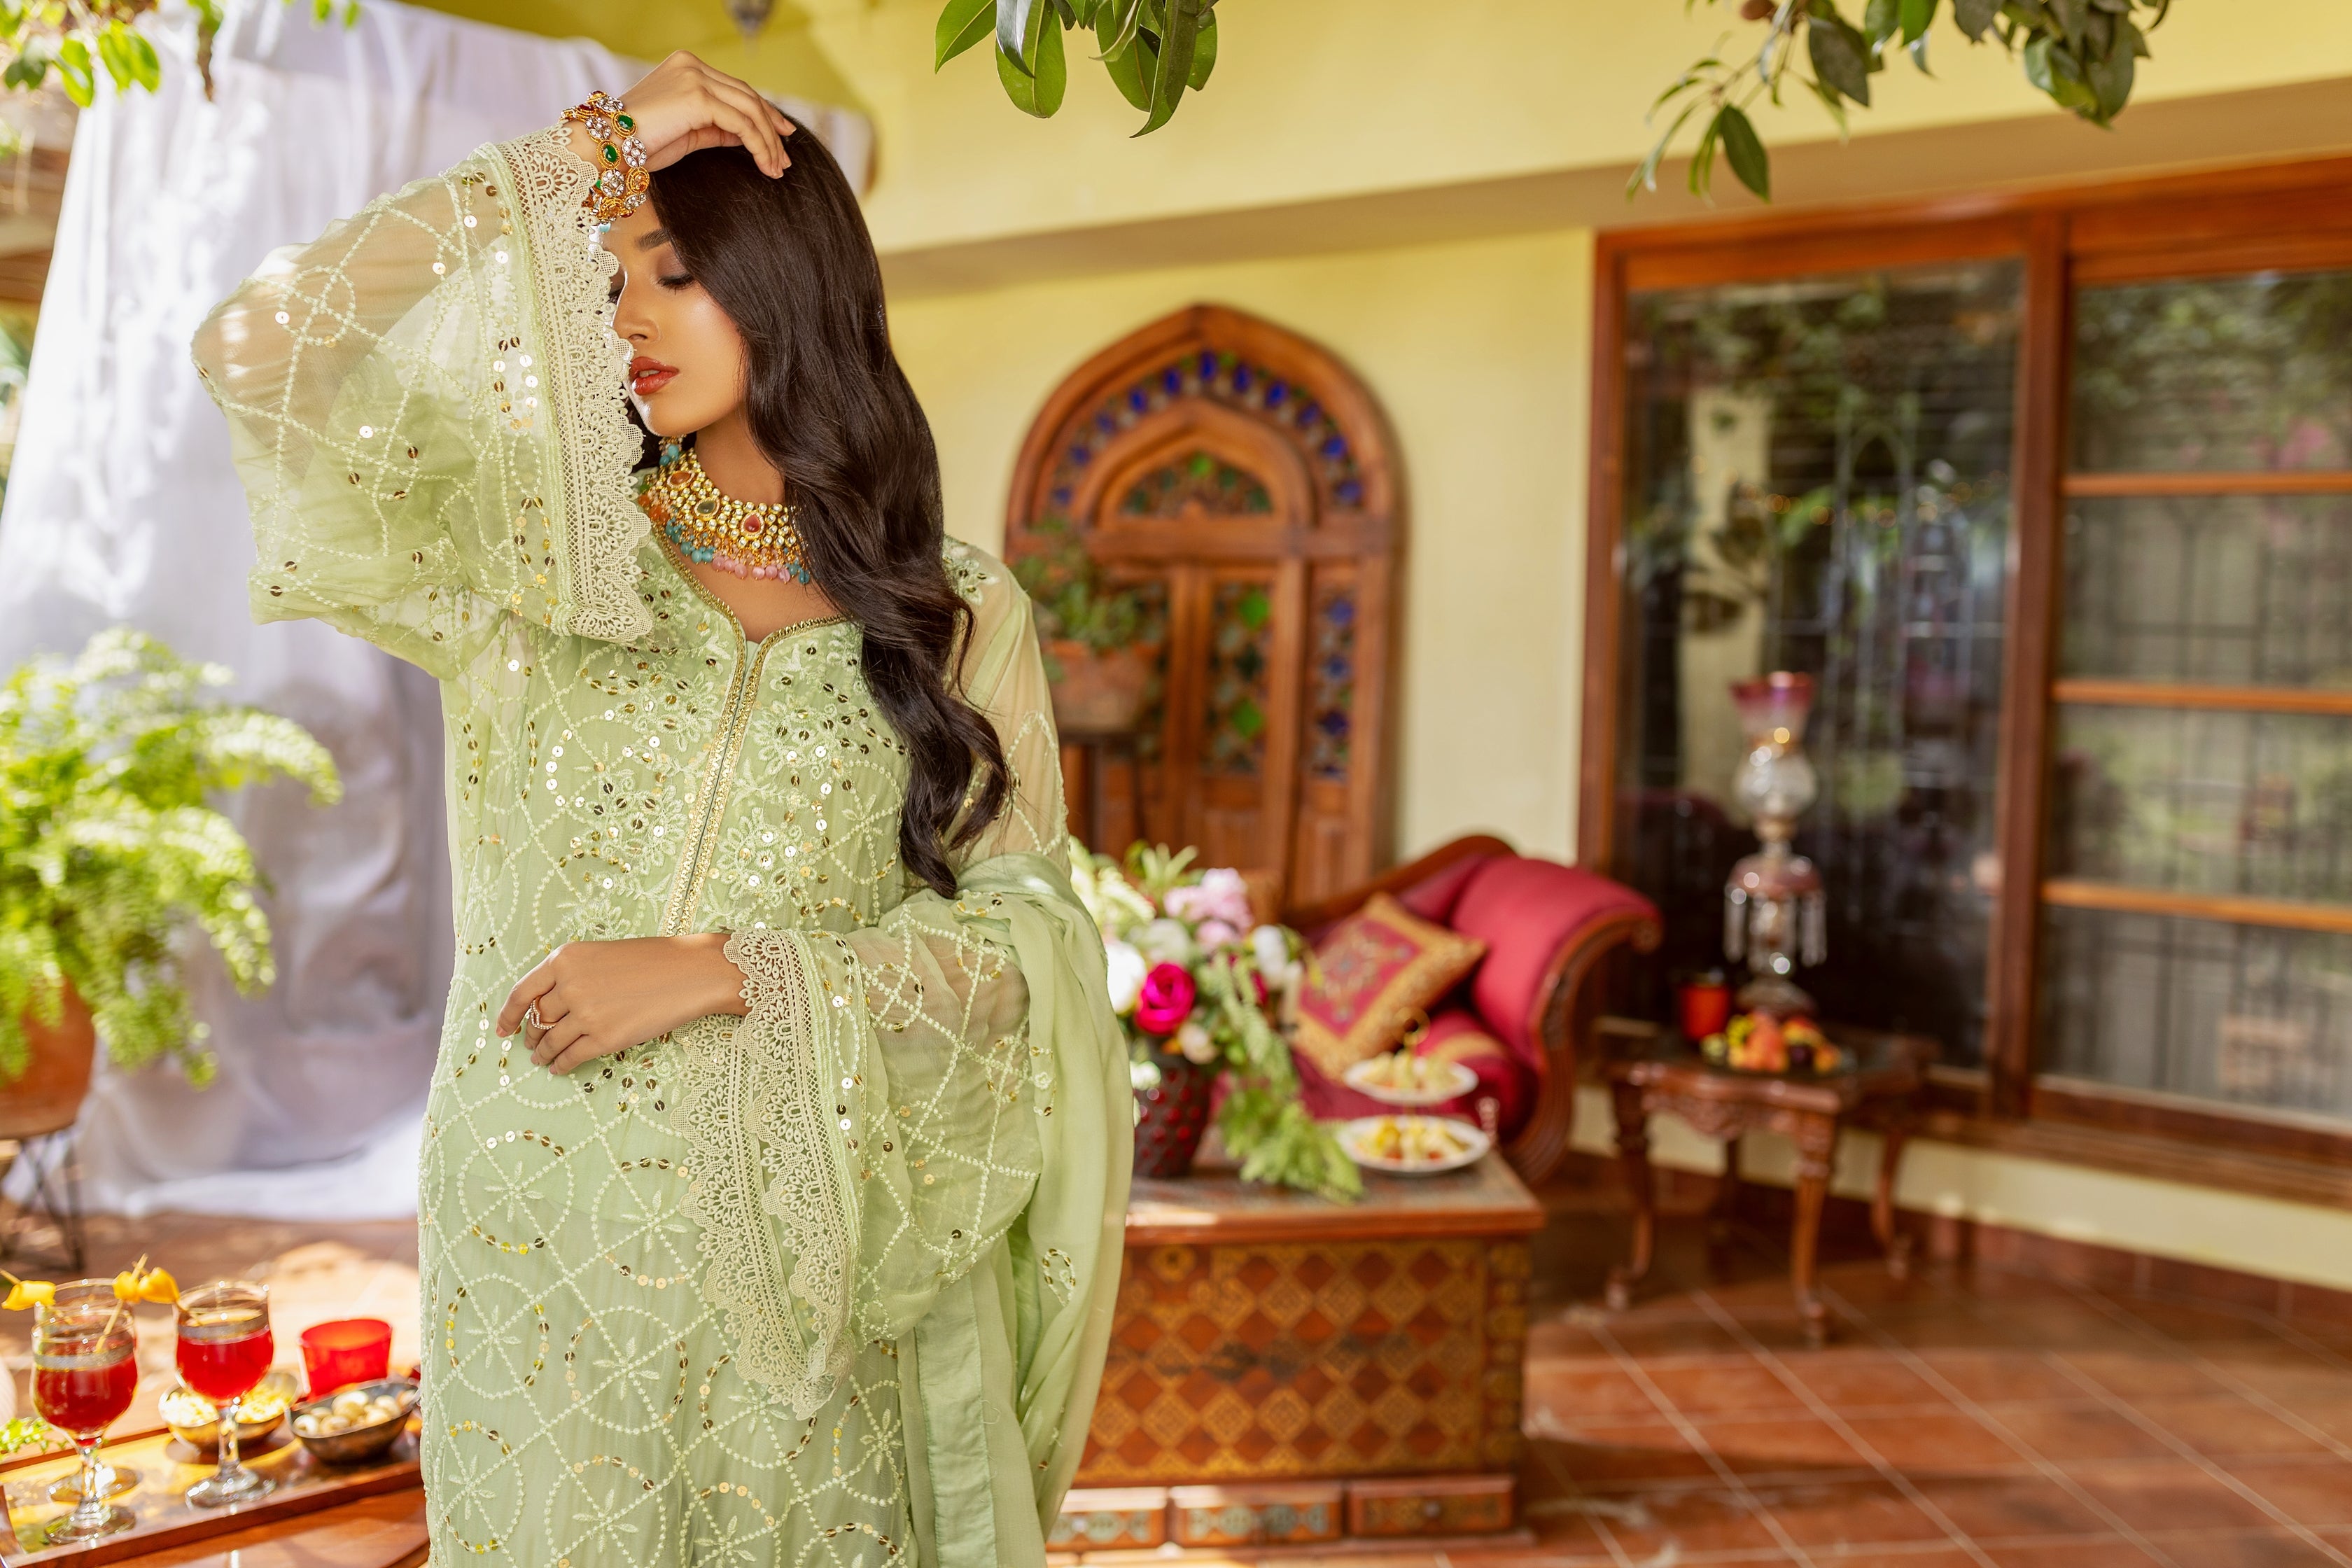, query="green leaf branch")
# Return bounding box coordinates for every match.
[937,0,1218,132]
[0,0,356,138]
[1639,0,2174,202]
